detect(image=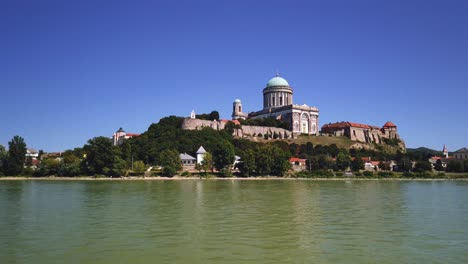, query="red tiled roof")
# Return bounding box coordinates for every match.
[126,133,141,137]
[221,119,241,125]
[383,121,397,127]
[322,121,380,130]
[289,157,306,163]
